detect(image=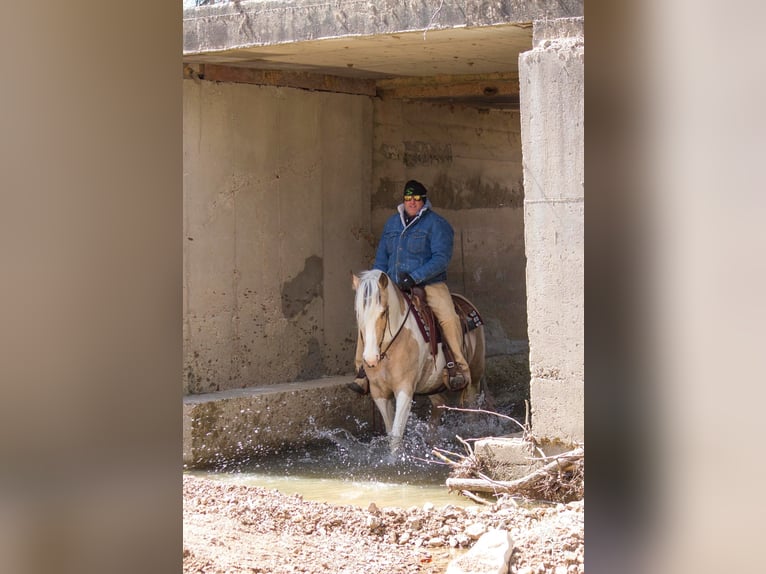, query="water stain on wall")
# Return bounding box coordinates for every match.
[296,336,325,381]
[403,141,453,167]
[374,174,523,211]
[432,173,524,210]
[281,255,324,319]
[372,177,400,209]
